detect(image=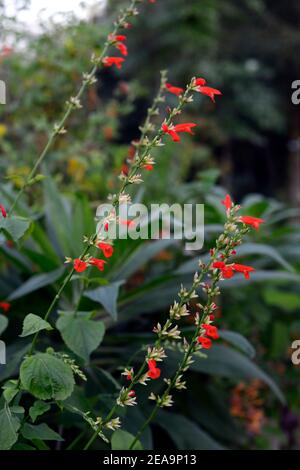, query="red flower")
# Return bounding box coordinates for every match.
[74,259,88,273]
[0,301,11,312]
[147,359,161,379]
[0,204,7,218]
[126,373,132,381]
[221,194,232,211]
[104,222,109,232]
[162,122,197,142]
[89,258,107,271]
[239,216,265,230]
[116,42,128,56]
[165,83,184,96]
[232,263,255,280]
[201,324,219,339]
[196,85,222,103]
[114,35,127,42]
[144,164,154,171]
[102,56,125,69]
[97,242,114,258]
[194,77,206,87]
[119,218,135,227]
[128,390,136,397]
[197,337,212,349]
